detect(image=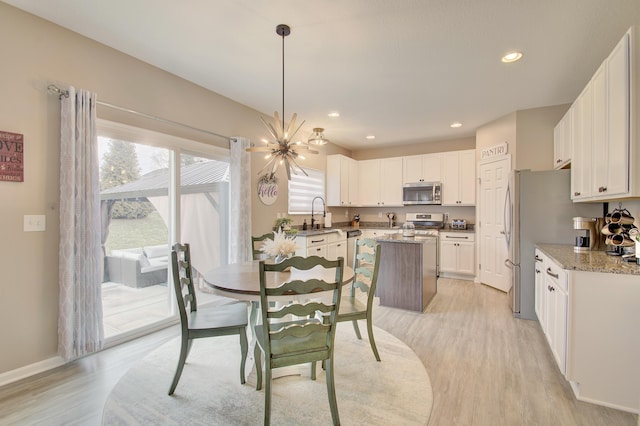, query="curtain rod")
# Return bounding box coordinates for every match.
[47,84,236,142]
